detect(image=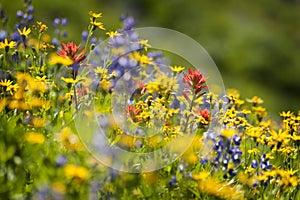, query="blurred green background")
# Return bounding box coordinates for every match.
[1,0,300,116]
